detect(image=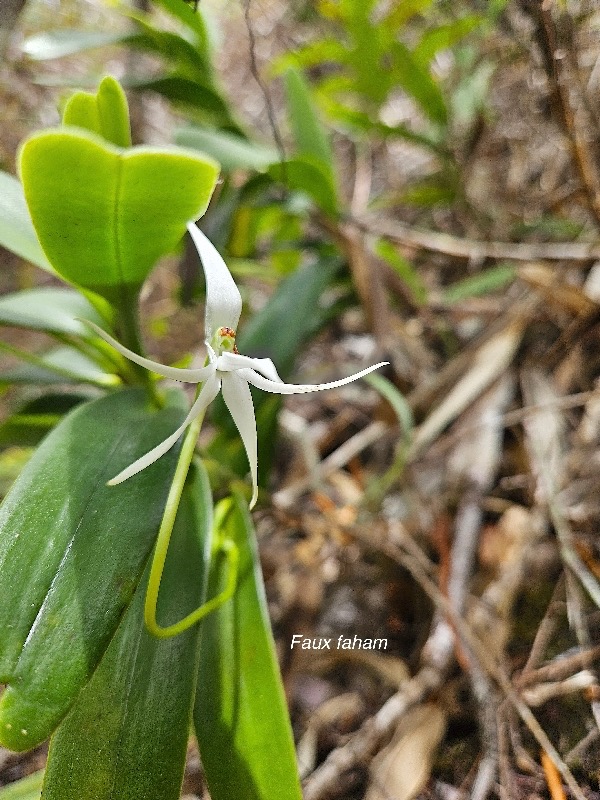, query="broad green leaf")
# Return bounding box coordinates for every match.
[22,30,131,60]
[0,388,187,750]
[43,463,212,800]
[269,157,338,217]
[195,495,302,800]
[0,393,91,448]
[176,126,277,171]
[0,172,52,272]
[0,288,103,337]
[0,770,43,800]
[390,41,448,125]
[0,345,119,388]
[284,68,336,190]
[20,128,219,302]
[63,76,131,148]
